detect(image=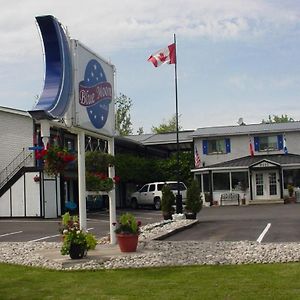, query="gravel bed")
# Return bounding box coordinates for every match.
[1,218,300,270]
